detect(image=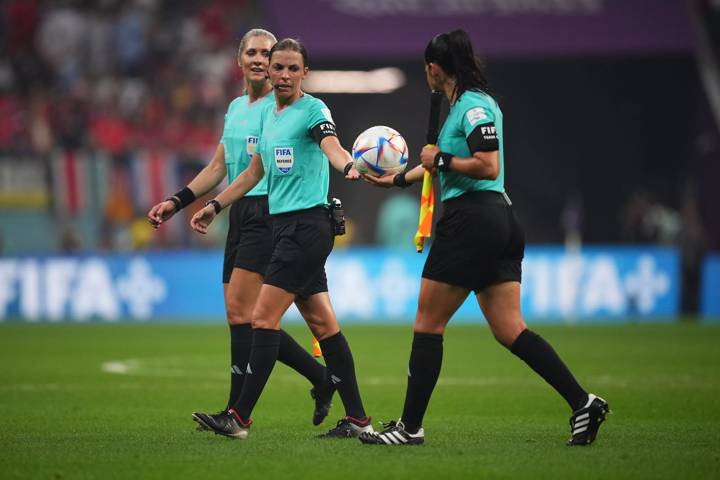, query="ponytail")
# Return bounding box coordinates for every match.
[424,29,491,101]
